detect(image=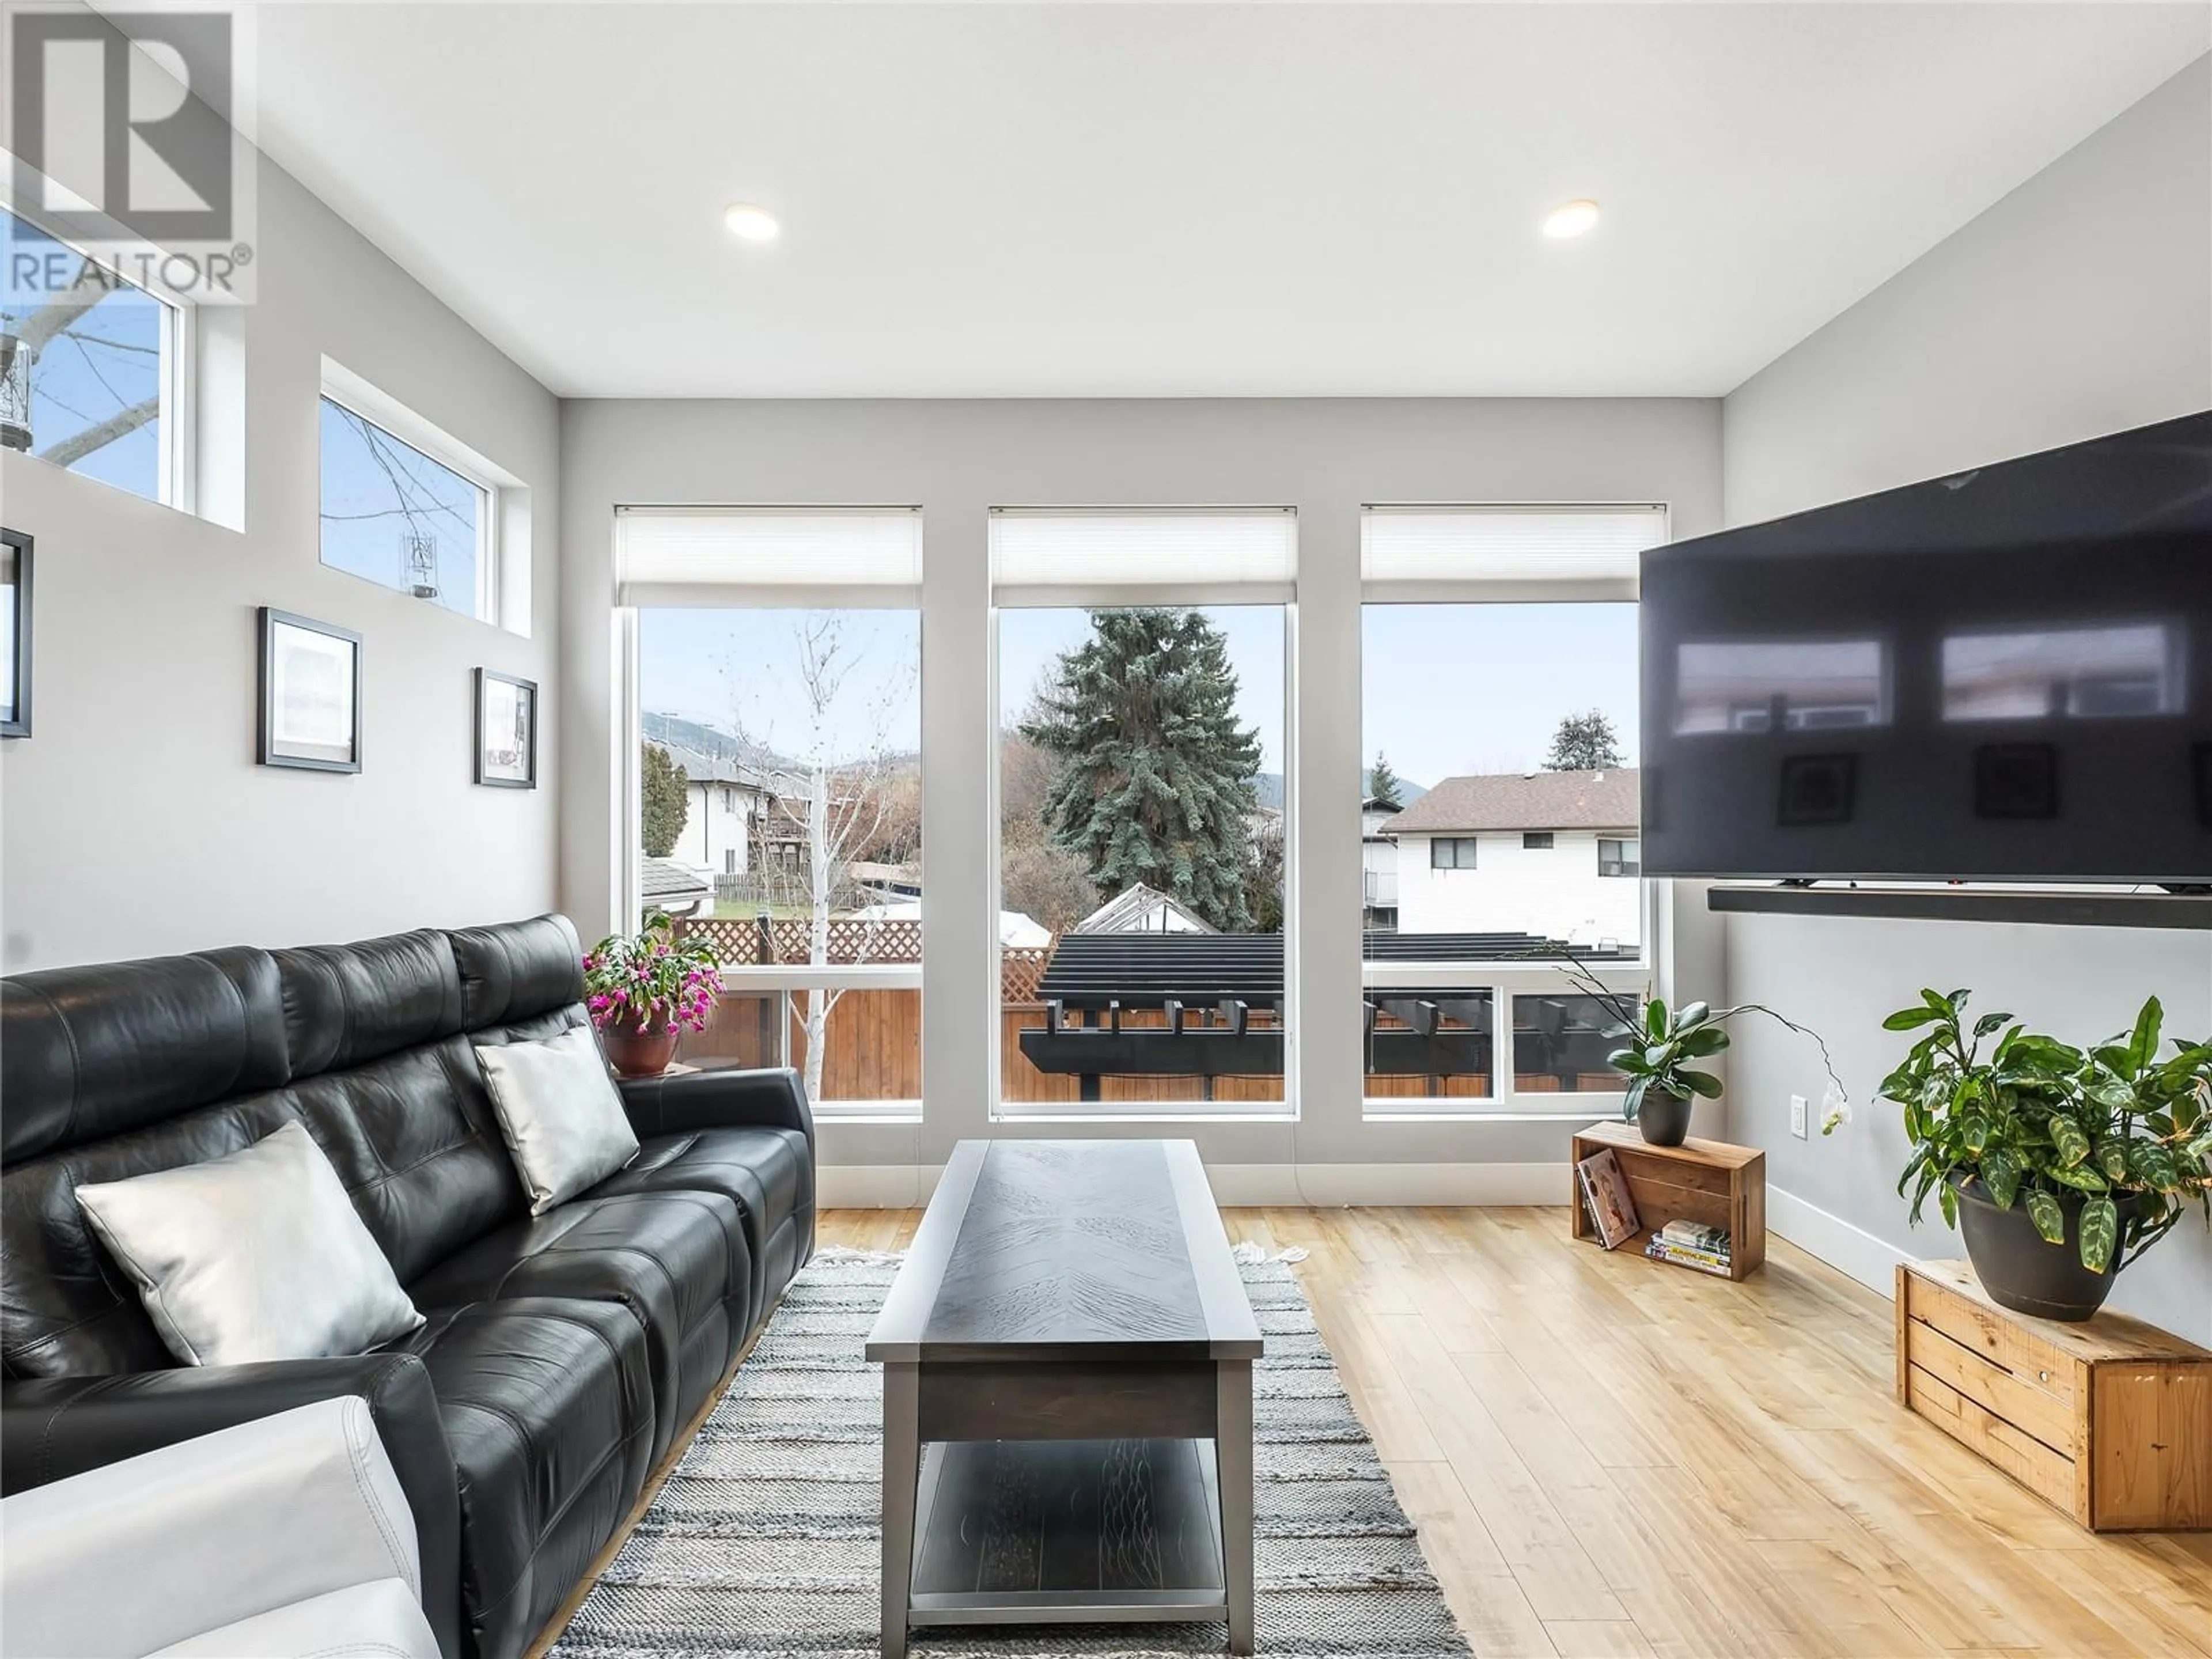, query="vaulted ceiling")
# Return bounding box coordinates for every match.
[252,3,2210,398]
